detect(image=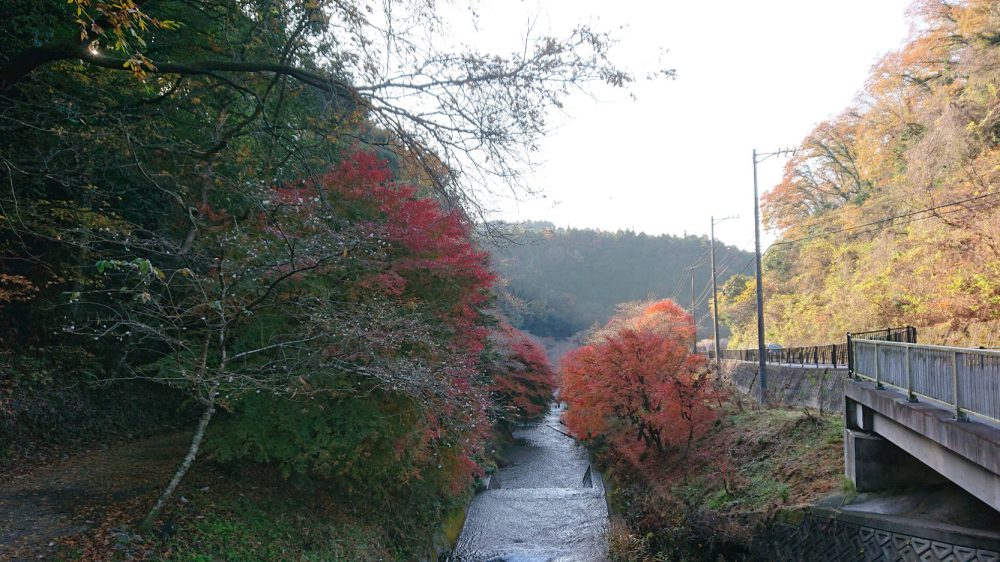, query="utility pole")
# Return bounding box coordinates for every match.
[752,147,795,403]
[688,266,697,354]
[753,149,767,402]
[710,215,737,368]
